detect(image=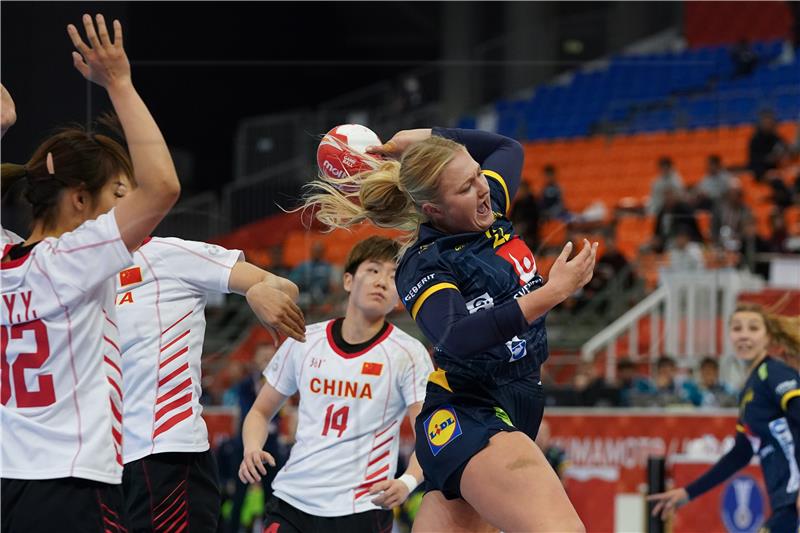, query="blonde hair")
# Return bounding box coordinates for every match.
[302,136,464,252]
[732,302,800,365]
